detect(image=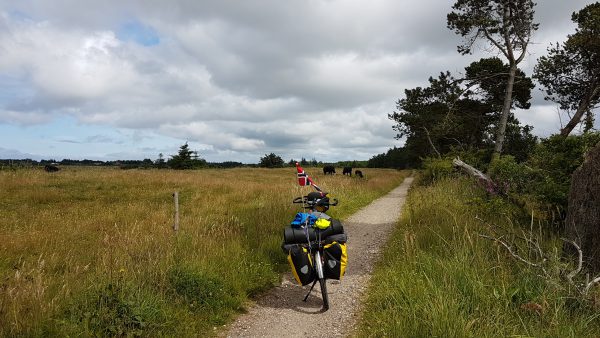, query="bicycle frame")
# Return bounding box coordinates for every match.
[289,194,336,311]
[301,228,329,311]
